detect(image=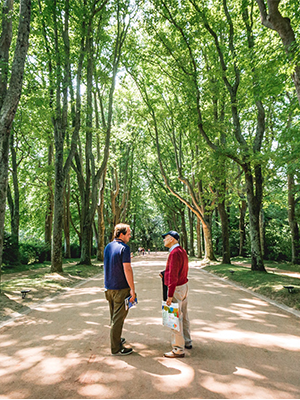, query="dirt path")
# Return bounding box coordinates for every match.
[0,252,300,399]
